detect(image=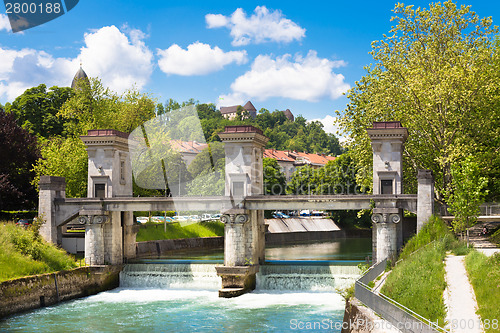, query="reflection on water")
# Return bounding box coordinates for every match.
[147,238,372,262]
